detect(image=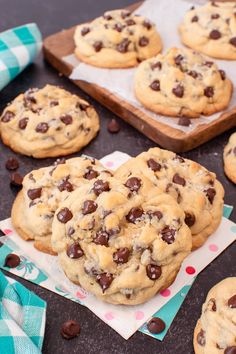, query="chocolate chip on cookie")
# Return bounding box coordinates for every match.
[161,226,176,244]
[229,37,236,47]
[84,168,99,180]
[67,243,84,259]
[93,230,109,246]
[150,80,160,91]
[147,158,161,172]
[204,86,214,98]
[1,111,15,123]
[18,117,29,129]
[117,38,130,53]
[219,70,226,80]
[228,295,236,308]
[205,187,216,204]
[139,36,149,47]
[93,180,110,196]
[96,273,113,292]
[58,177,73,192]
[191,15,198,22]
[147,317,166,334]
[150,61,162,70]
[27,188,42,200]
[93,41,103,52]
[172,173,186,186]
[60,114,73,125]
[35,122,49,133]
[113,248,130,264]
[143,20,152,30]
[172,84,184,98]
[82,200,97,215]
[124,177,141,192]
[61,320,80,339]
[184,212,195,227]
[146,264,162,280]
[57,208,73,223]
[126,207,143,223]
[197,329,206,346]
